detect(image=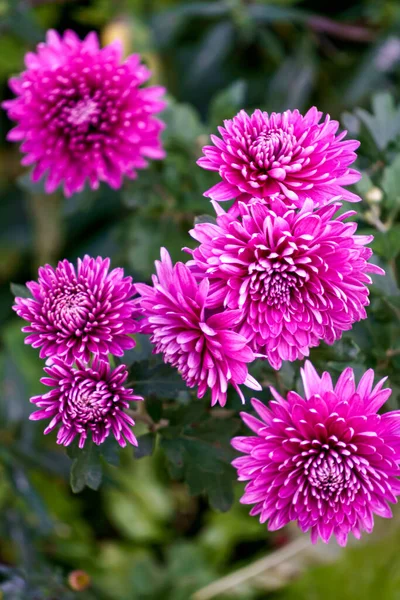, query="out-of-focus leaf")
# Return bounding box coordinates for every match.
[160,403,240,511]
[265,40,317,111]
[134,433,156,459]
[188,21,235,84]
[123,334,153,366]
[209,80,246,128]
[354,93,400,152]
[194,214,217,226]
[382,155,400,214]
[162,99,204,145]
[68,441,103,493]
[372,226,400,260]
[248,3,309,24]
[10,283,32,299]
[152,2,229,48]
[130,359,187,399]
